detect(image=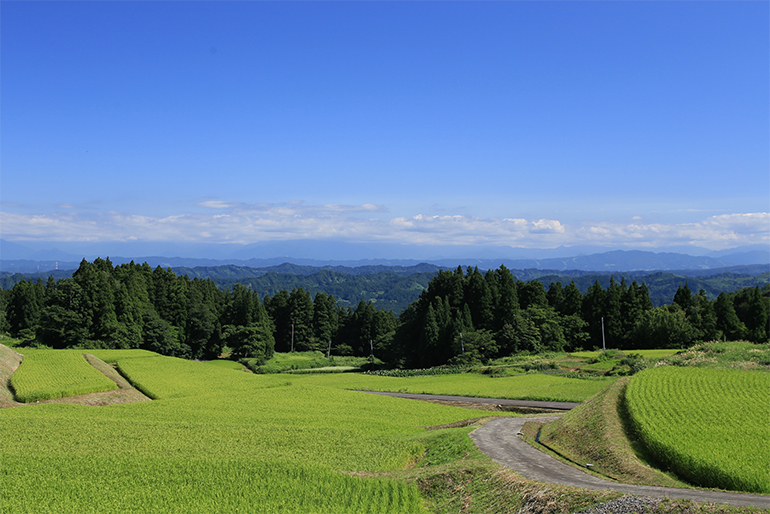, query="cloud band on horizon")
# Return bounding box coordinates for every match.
[1,203,768,251]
